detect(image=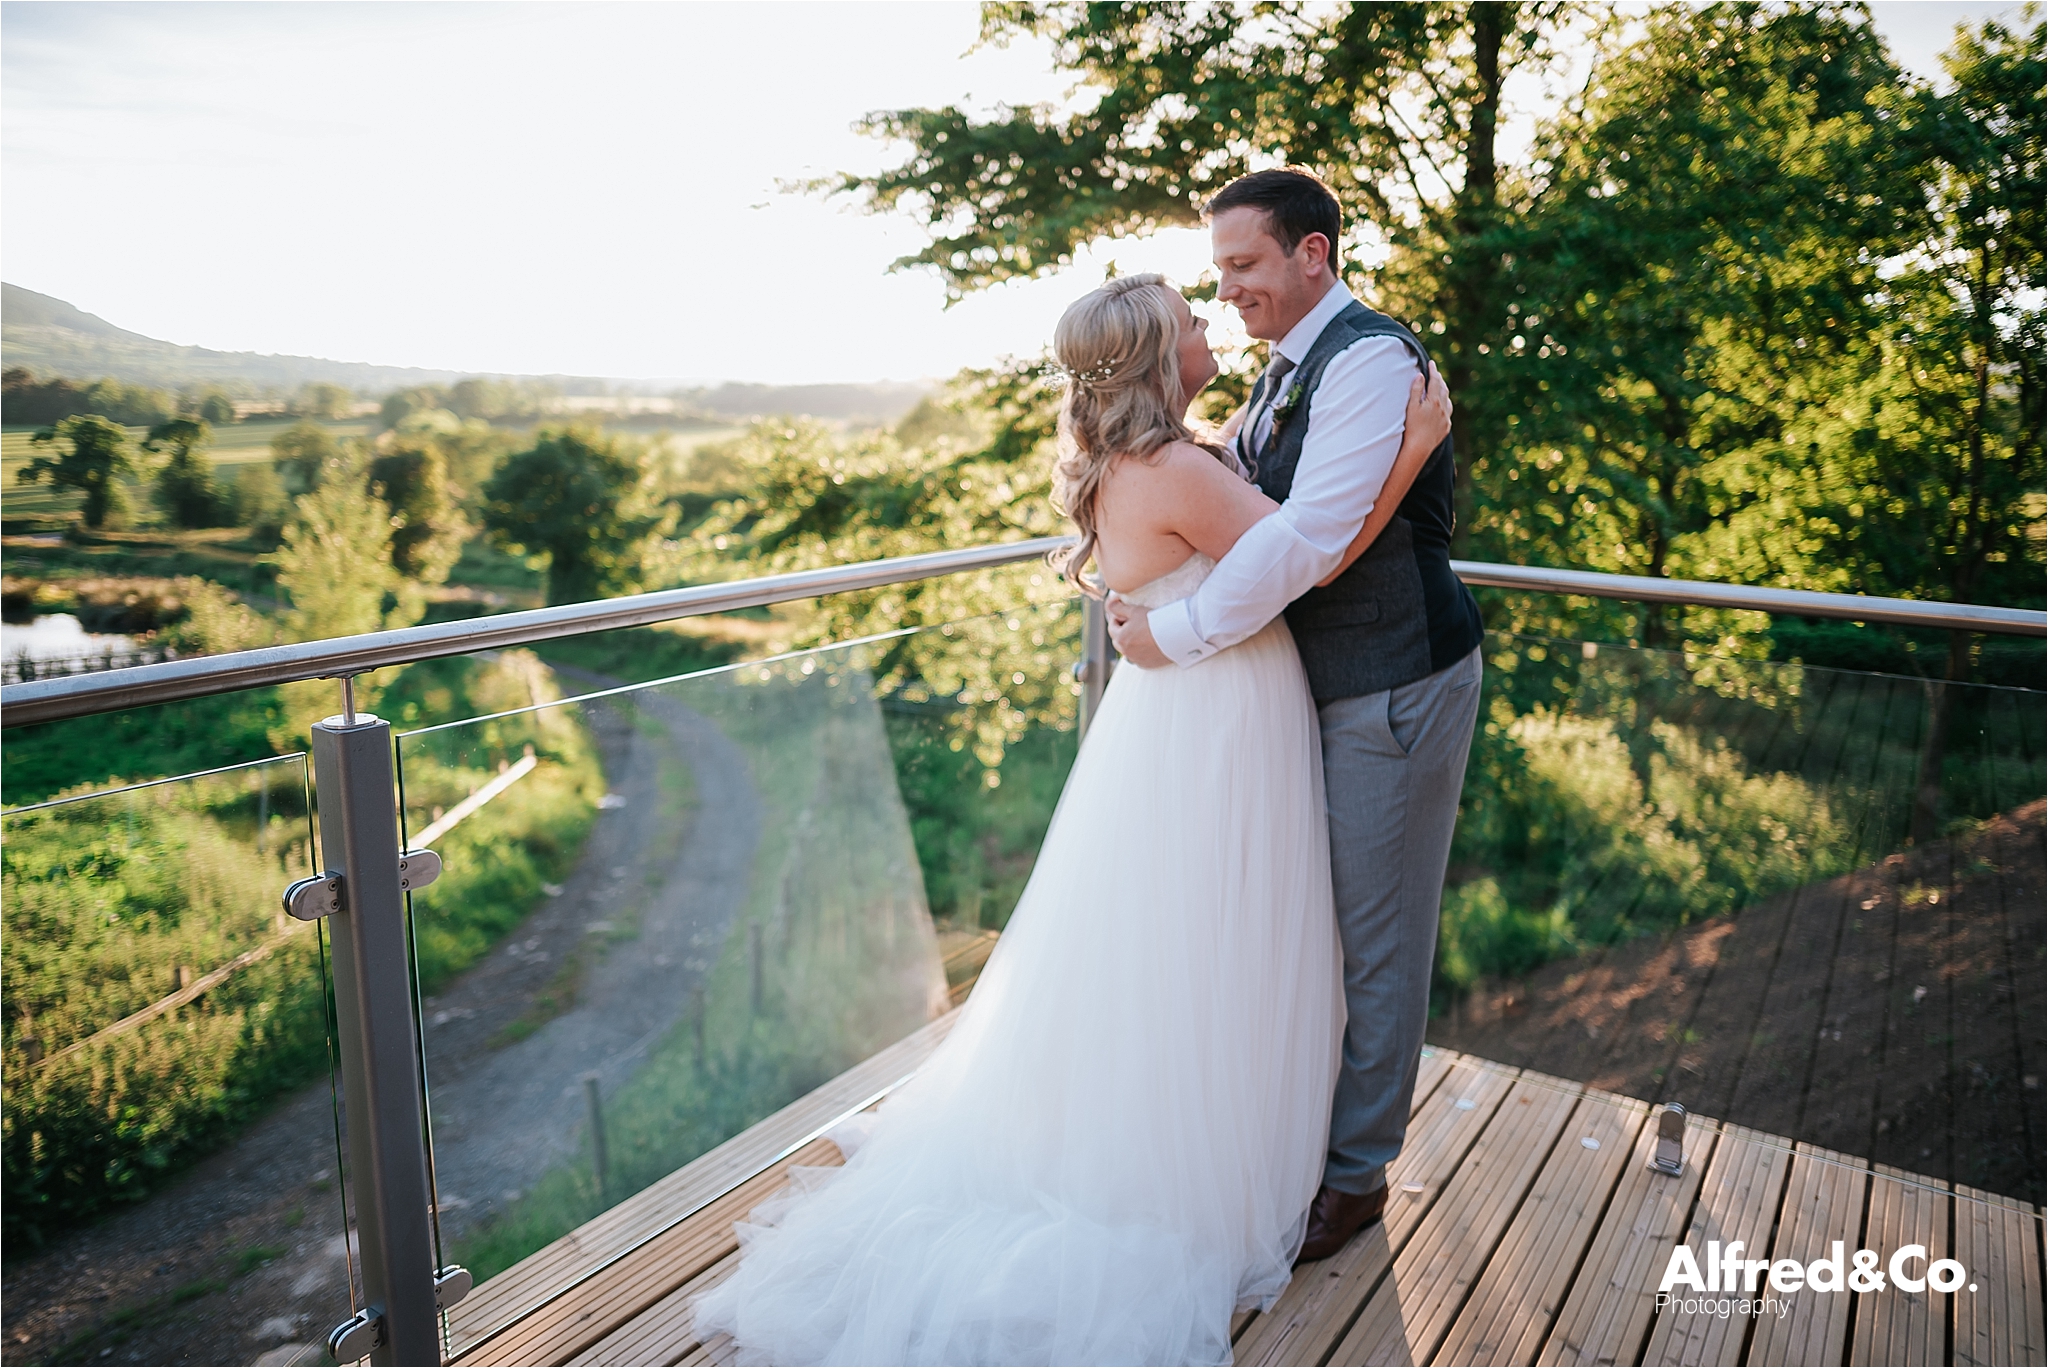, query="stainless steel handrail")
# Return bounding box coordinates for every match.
[2,539,2040,728]
[0,538,1068,728]
[1451,561,2047,637]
